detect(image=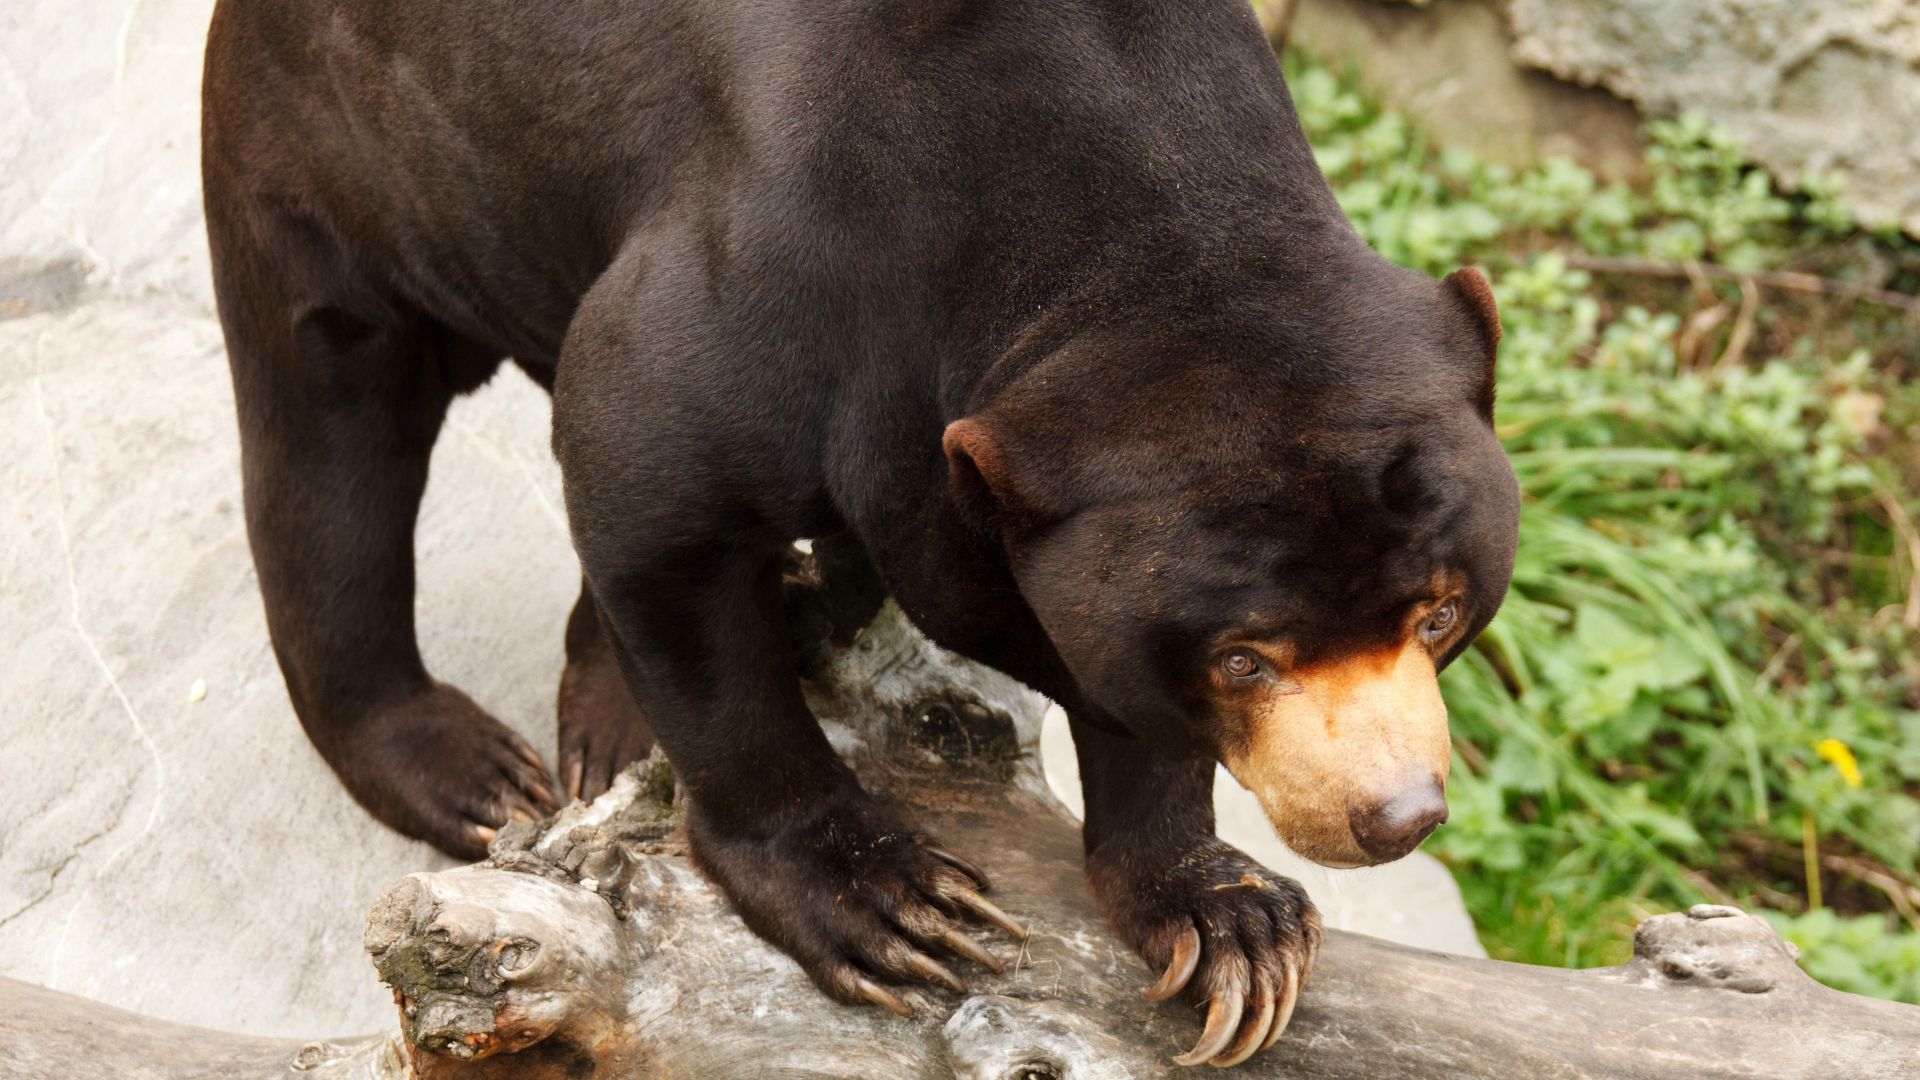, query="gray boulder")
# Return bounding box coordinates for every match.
[1270,0,1920,237]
